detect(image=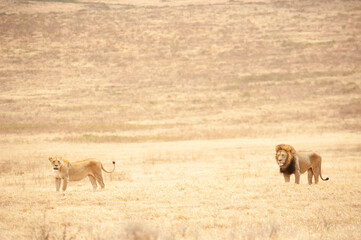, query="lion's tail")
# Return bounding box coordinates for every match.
[101,161,116,173]
[320,174,329,181]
